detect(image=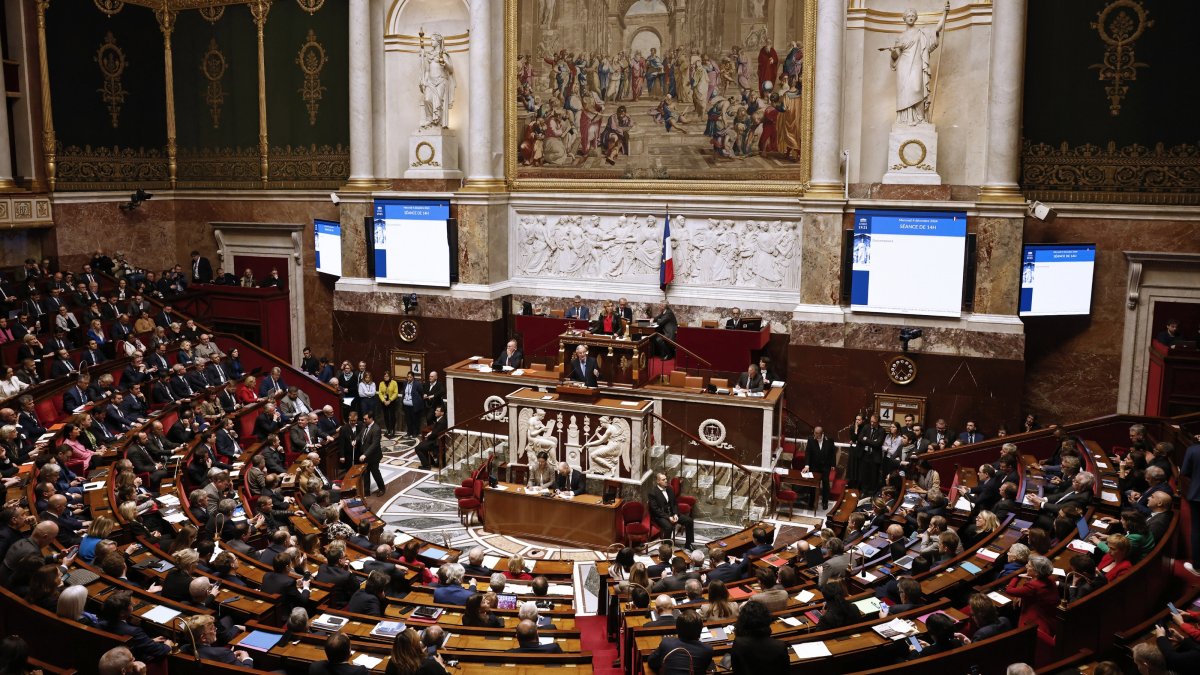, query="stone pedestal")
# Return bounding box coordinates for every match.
[404,128,462,180]
[882,122,941,185]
